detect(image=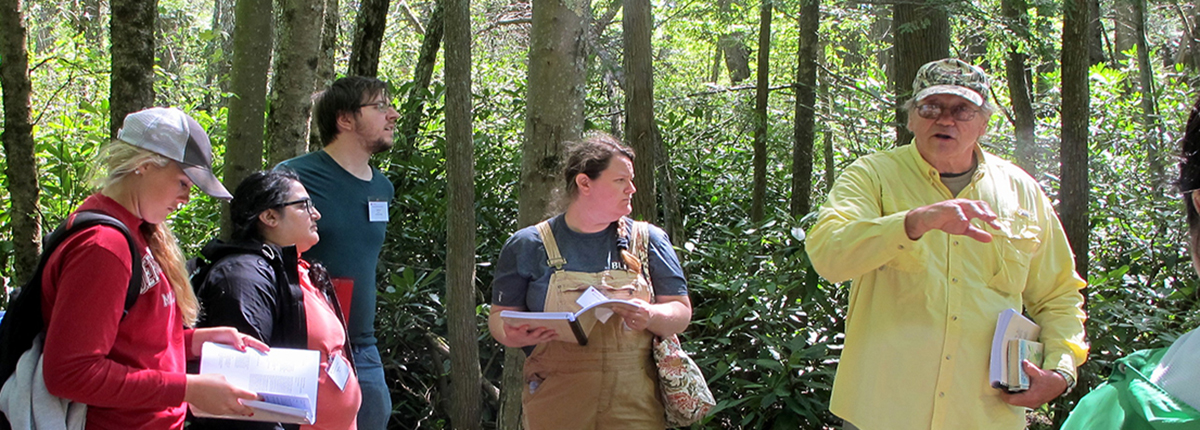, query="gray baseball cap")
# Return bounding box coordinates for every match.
[117,107,232,200]
[911,58,991,107]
